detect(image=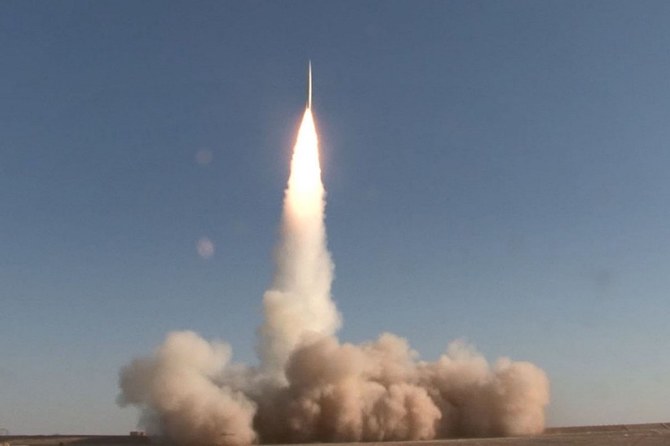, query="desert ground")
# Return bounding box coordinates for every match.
[3,423,670,446]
